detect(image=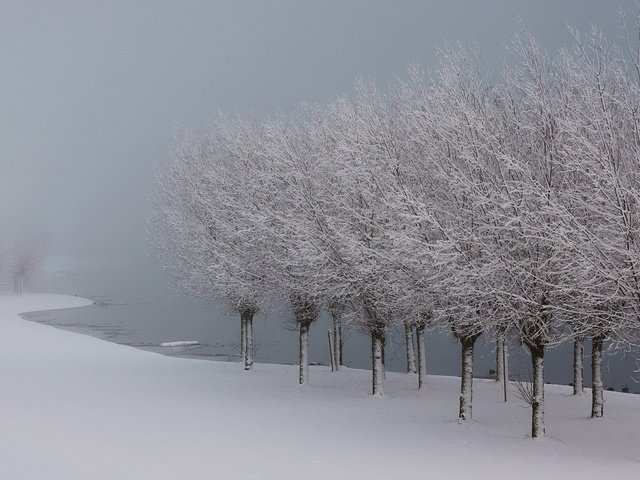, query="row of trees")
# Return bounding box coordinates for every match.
[154,22,640,439]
